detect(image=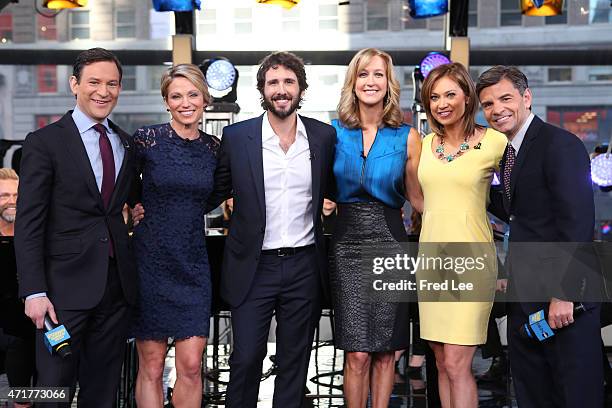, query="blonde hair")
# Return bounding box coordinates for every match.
[421,62,480,138]
[160,64,212,105]
[337,48,403,129]
[0,168,18,181]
